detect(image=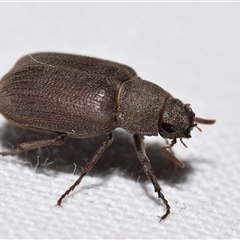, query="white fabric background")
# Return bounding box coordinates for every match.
[0,2,239,239]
